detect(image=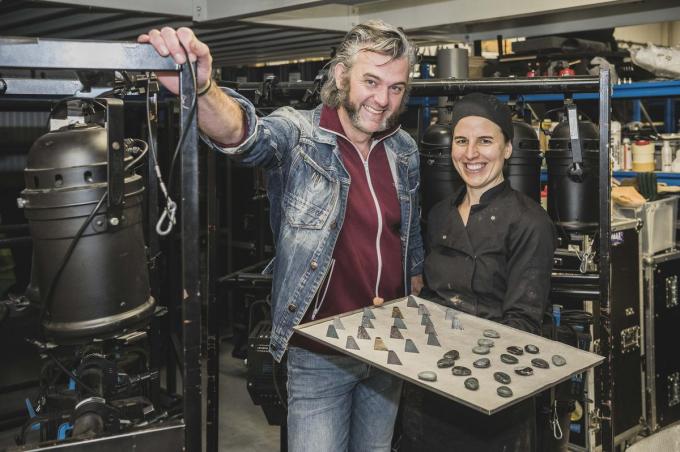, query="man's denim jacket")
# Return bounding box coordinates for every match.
[206,88,424,362]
